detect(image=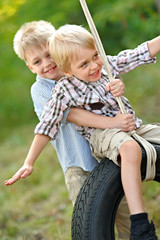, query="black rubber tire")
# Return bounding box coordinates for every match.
[71,144,160,240]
